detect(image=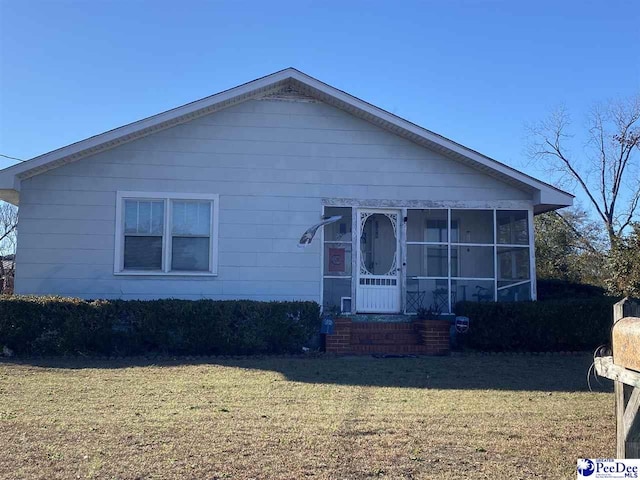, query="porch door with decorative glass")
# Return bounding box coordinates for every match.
[356,209,401,313]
